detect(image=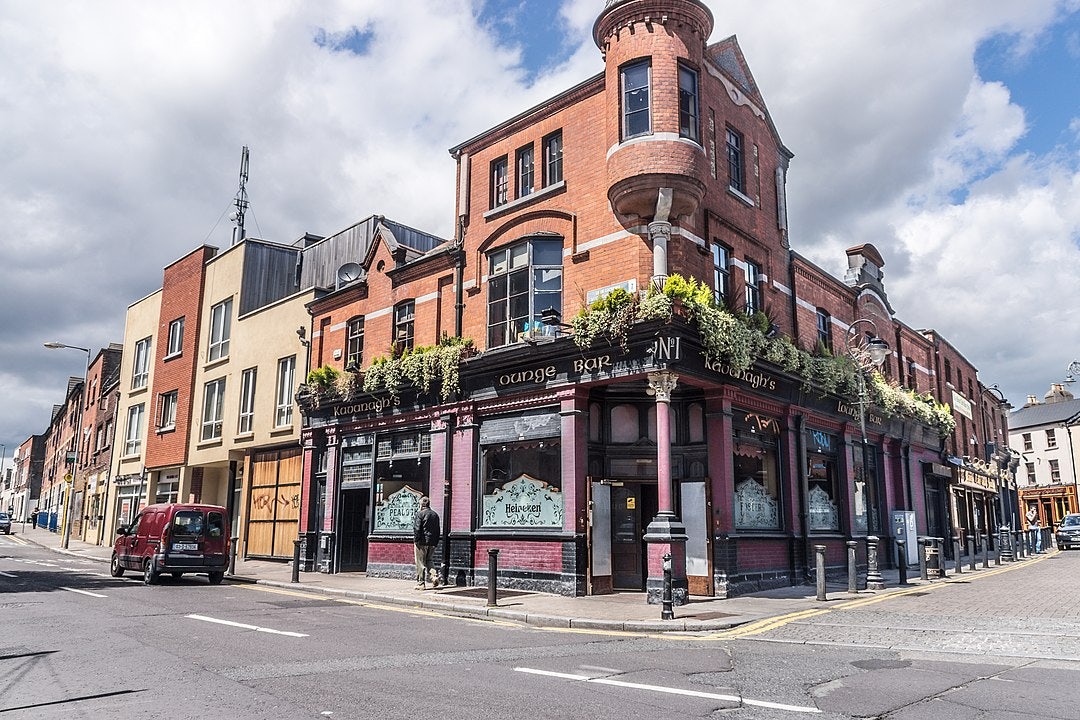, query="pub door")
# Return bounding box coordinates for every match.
[611,483,658,591]
[588,480,612,594]
[925,478,950,556]
[339,489,370,571]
